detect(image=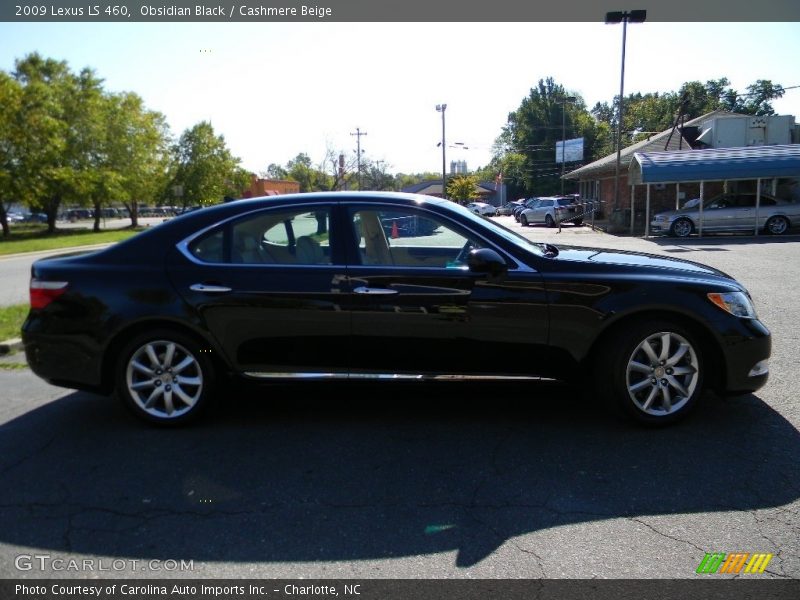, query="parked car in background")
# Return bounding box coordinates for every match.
[21,212,48,223]
[513,198,540,222]
[520,196,583,227]
[651,192,800,237]
[495,201,523,216]
[23,191,770,427]
[466,202,496,216]
[64,208,93,222]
